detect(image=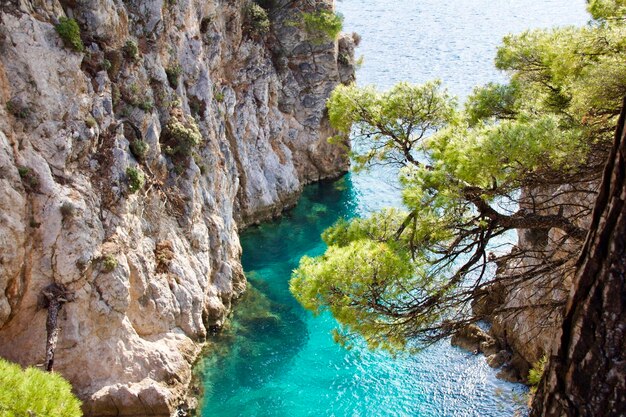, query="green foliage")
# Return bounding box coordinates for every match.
[163,116,203,157]
[465,82,519,125]
[291,7,625,353]
[166,64,183,89]
[495,24,626,140]
[425,114,588,191]
[102,254,118,272]
[124,82,154,111]
[130,140,149,161]
[5,99,29,119]
[302,10,343,44]
[85,117,97,128]
[337,52,350,66]
[588,0,626,20]
[291,238,416,352]
[123,39,139,61]
[0,358,82,417]
[528,355,548,387]
[60,201,75,220]
[214,88,225,102]
[243,2,270,37]
[327,81,456,171]
[55,17,84,52]
[17,167,29,178]
[17,166,40,191]
[111,84,121,107]
[126,167,145,193]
